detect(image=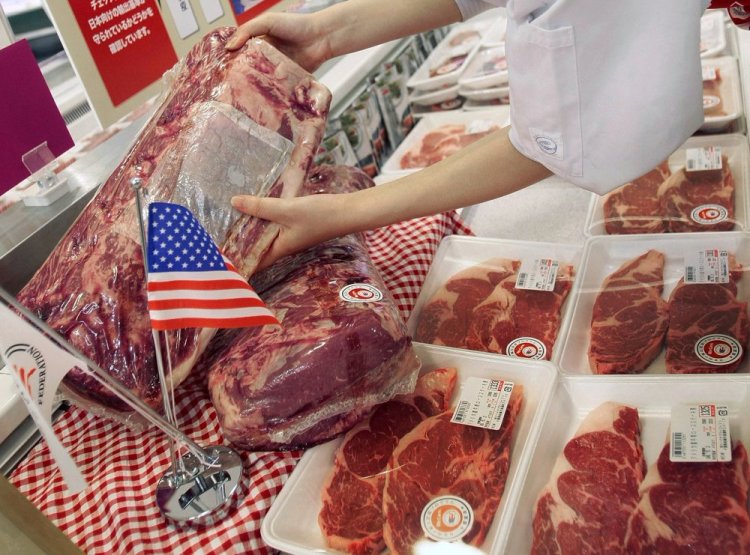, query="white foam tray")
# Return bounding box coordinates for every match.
[261,343,558,555]
[407,20,492,92]
[380,107,510,176]
[409,83,460,107]
[460,84,510,102]
[585,133,750,236]
[406,235,583,361]
[555,232,750,375]
[458,45,508,90]
[701,10,728,58]
[503,374,750,554]
[701,56,743,132]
